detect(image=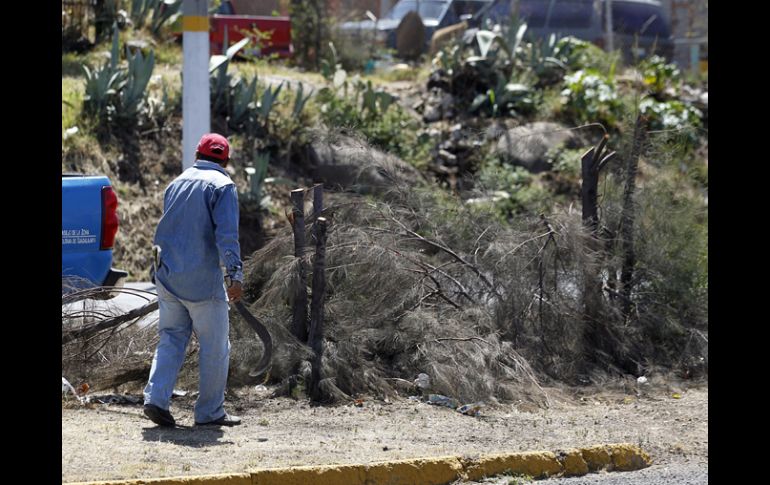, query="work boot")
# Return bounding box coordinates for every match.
[195,413,241,427]
[143,404,175,427]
